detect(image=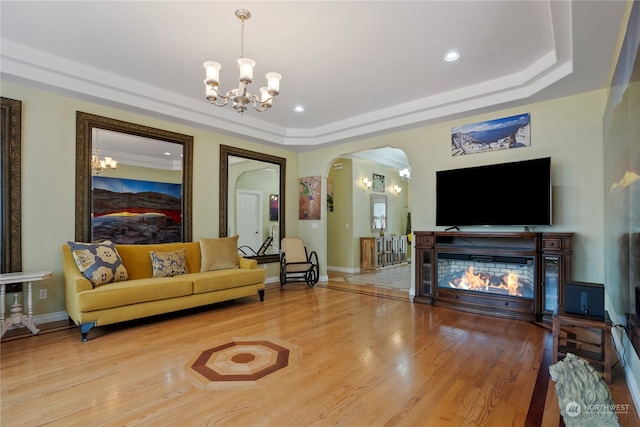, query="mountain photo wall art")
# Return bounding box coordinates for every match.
[92,176,182,244]
[451,113,531,156]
